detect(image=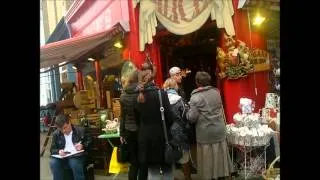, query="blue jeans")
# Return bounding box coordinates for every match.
[50,156,85,180]
[148,164,174,180]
